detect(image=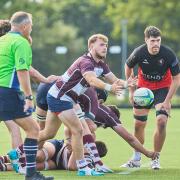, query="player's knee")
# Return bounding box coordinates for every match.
[134,119,146,132]
[134,114,148,122]
[157,118,167,132]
